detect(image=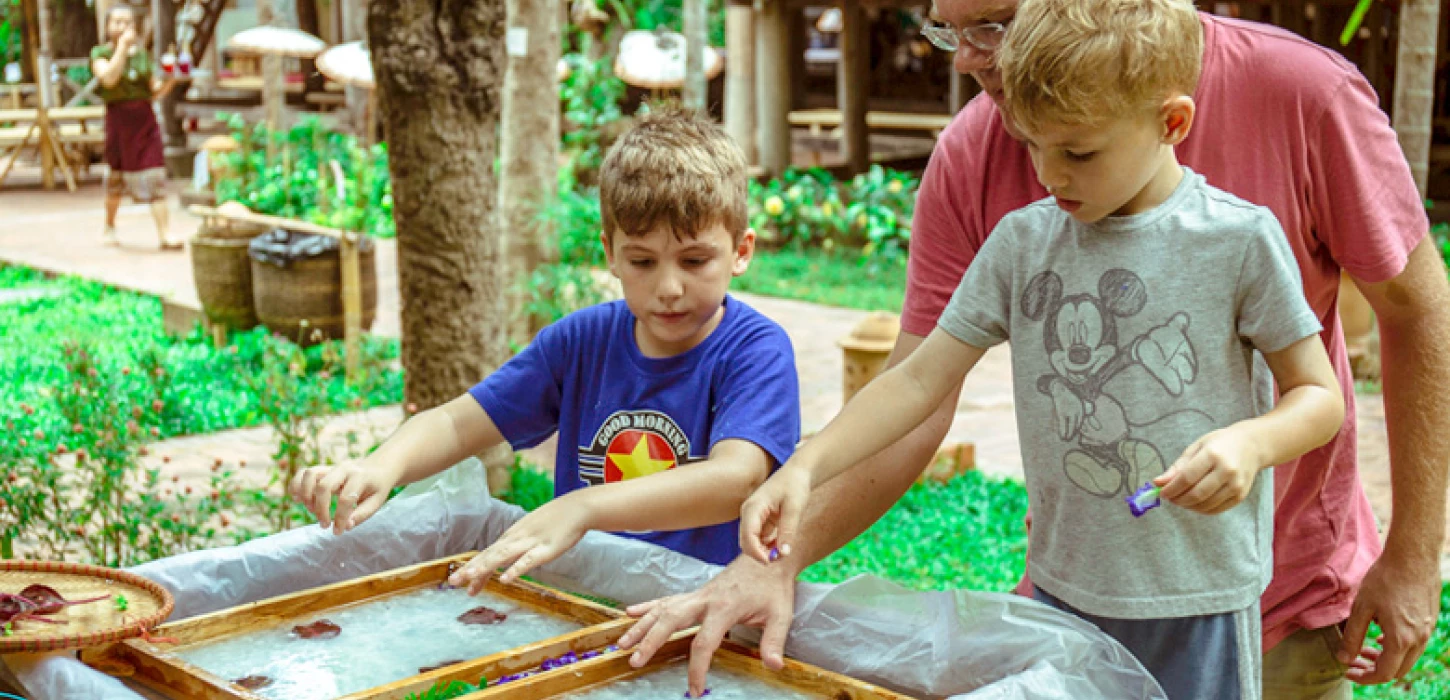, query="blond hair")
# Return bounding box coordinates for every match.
[599,107,749,243]
[997,0,1202,135]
